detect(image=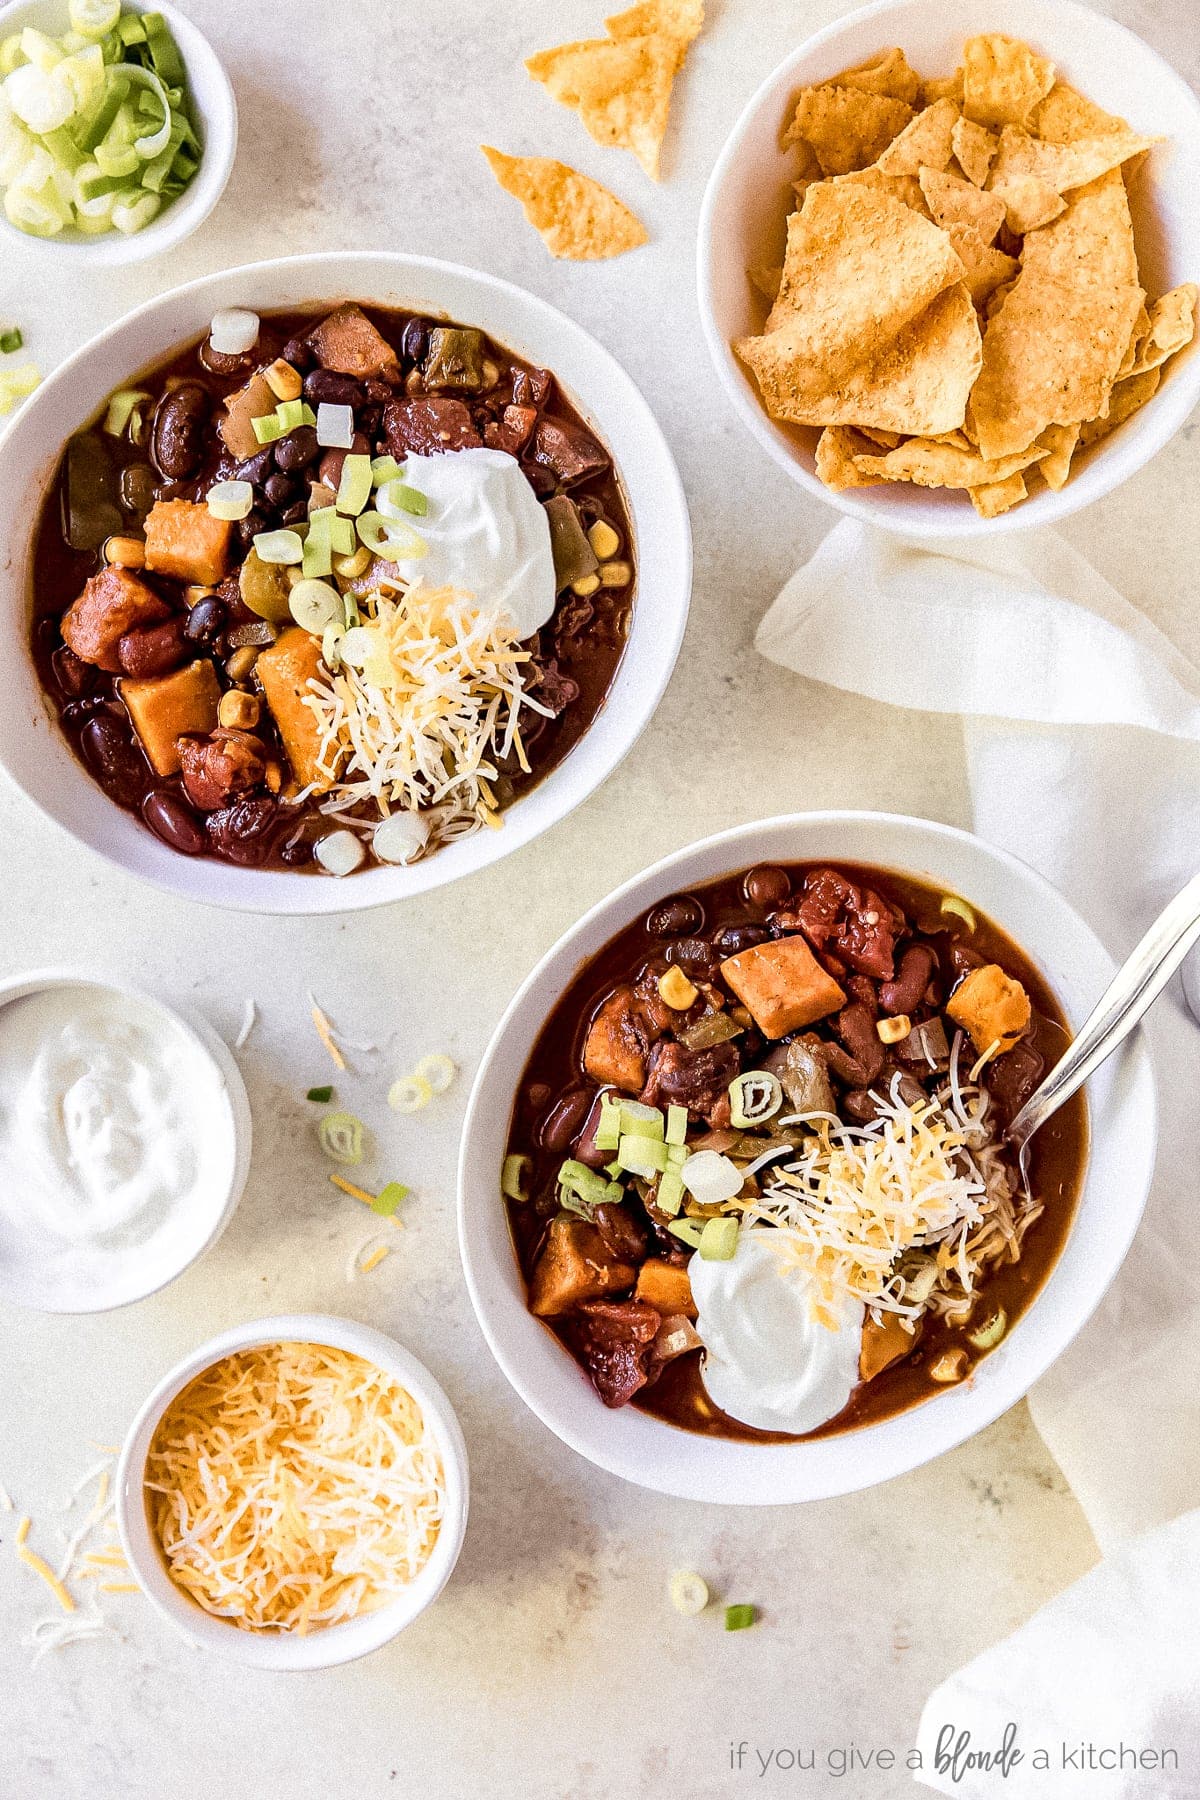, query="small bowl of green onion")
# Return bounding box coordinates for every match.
[0,0,236,263]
